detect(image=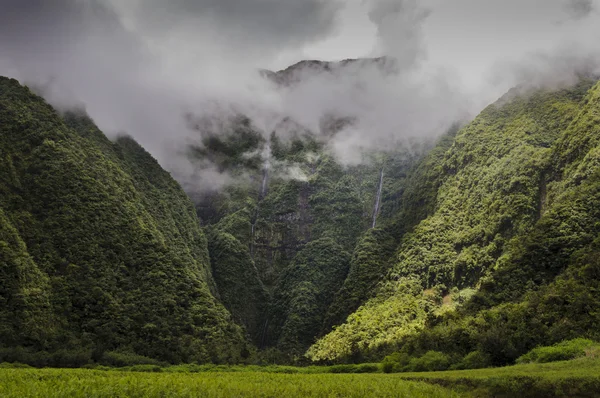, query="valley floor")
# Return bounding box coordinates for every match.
[1,358,599,397]
[0,369,455,398]
[398,357,600,397]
